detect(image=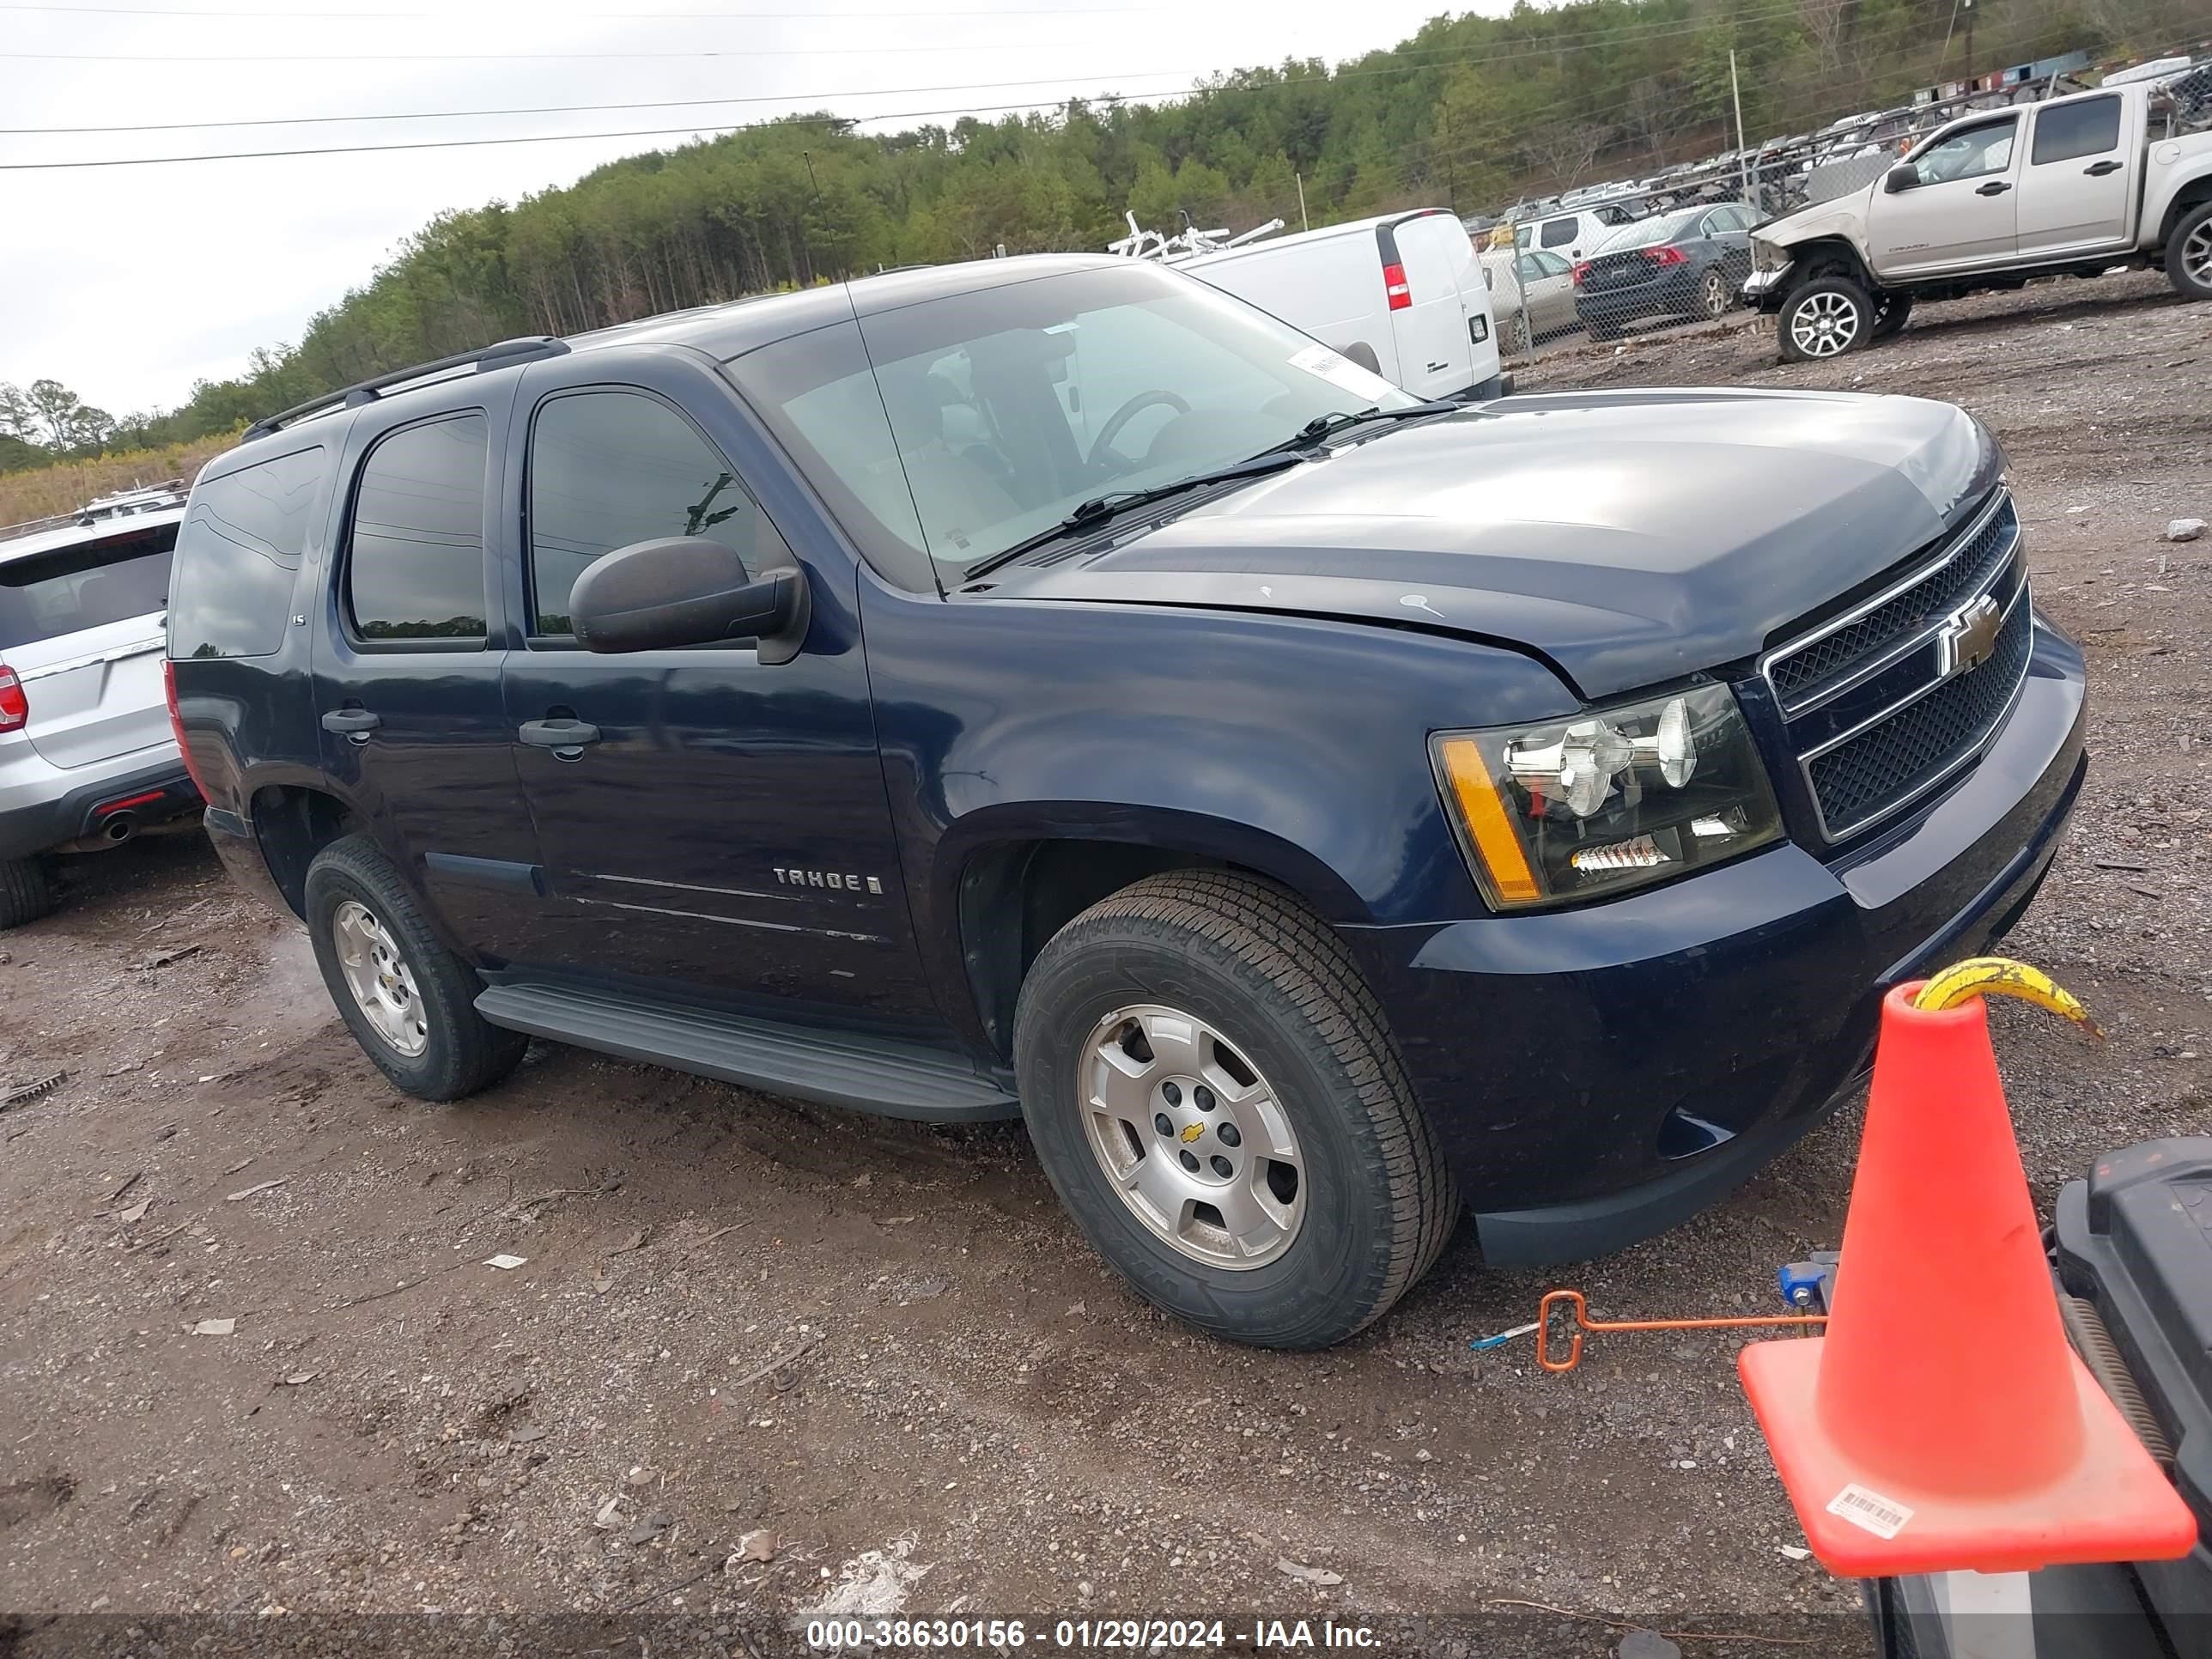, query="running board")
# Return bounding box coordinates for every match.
[474,982,1022,1122]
